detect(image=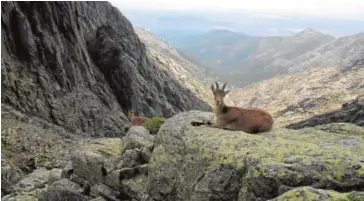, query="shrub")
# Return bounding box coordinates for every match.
[141,117,165,134]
